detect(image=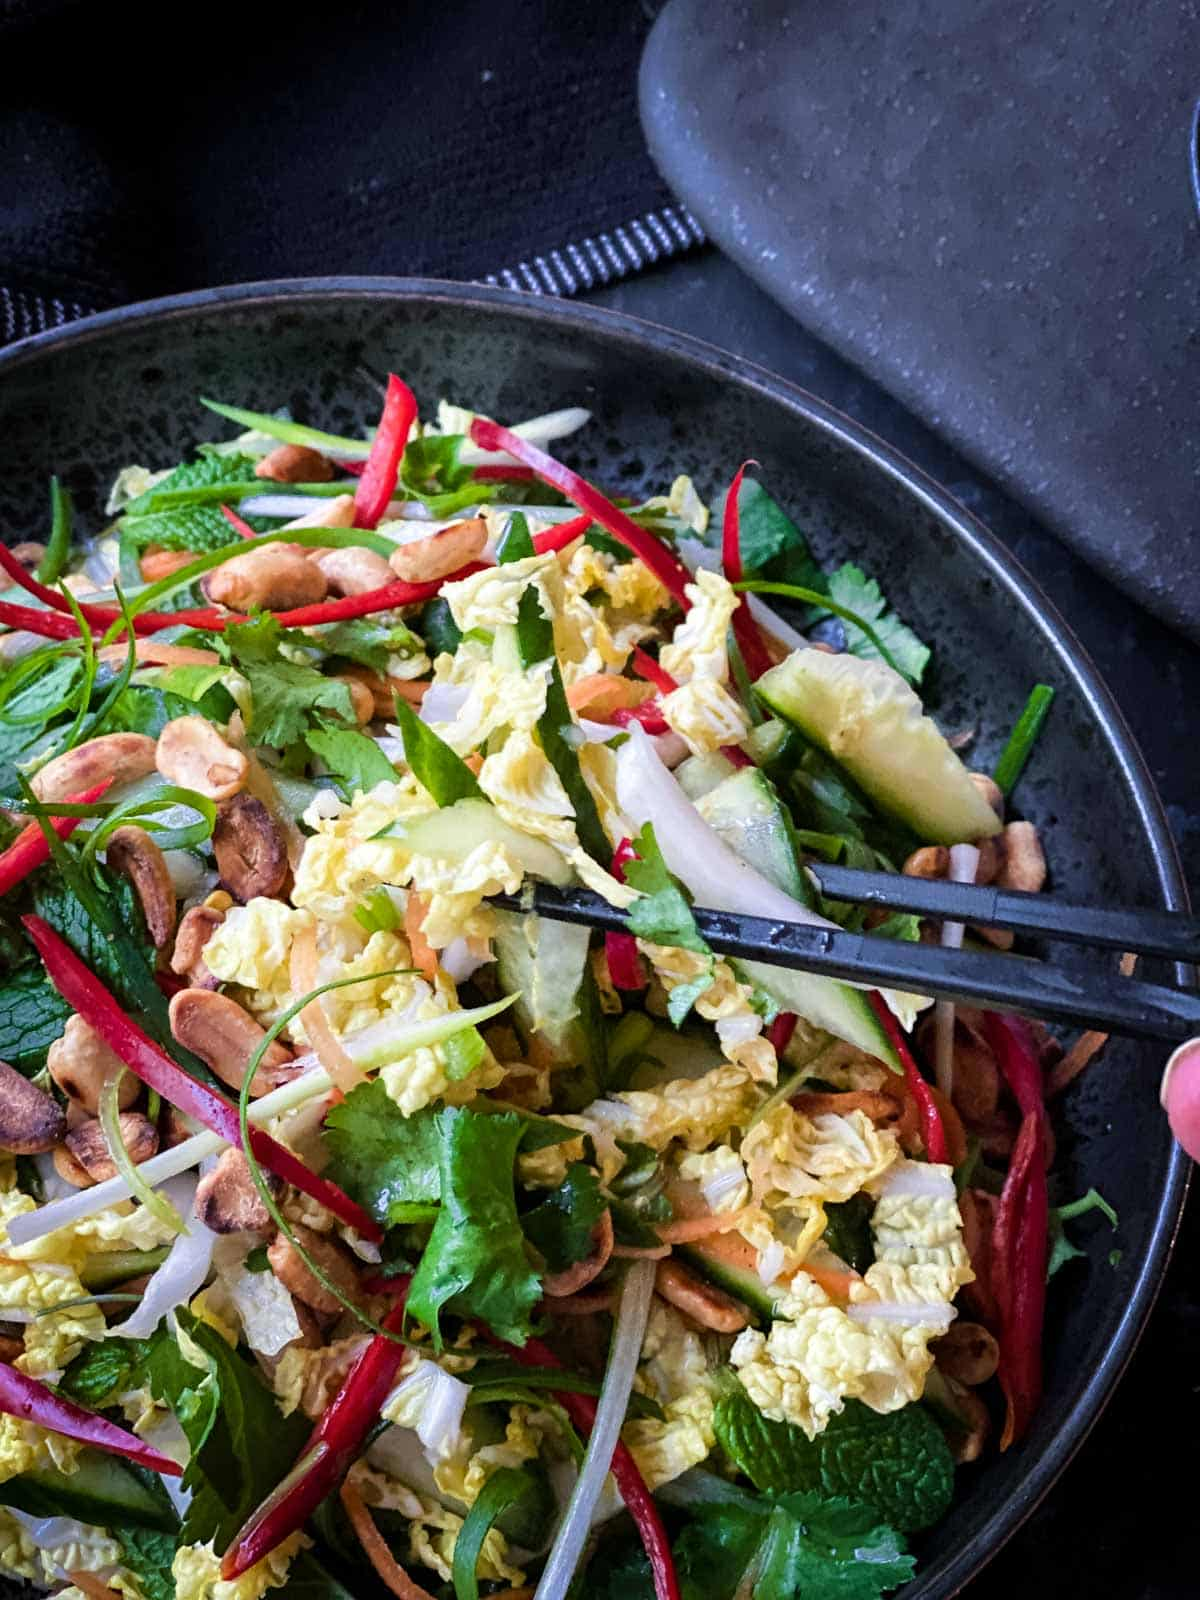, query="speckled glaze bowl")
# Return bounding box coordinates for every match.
[0,280,1189,1598]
